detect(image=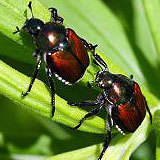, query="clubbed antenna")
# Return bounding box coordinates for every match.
[13,26,20,34]
[28,1,34,18]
